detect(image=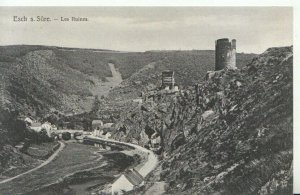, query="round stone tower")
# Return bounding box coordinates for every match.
[215,38,237,71]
